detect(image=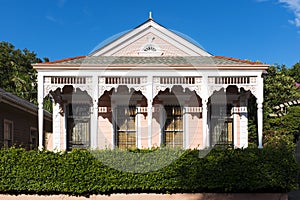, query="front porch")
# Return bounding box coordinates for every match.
[37,73,263,151]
